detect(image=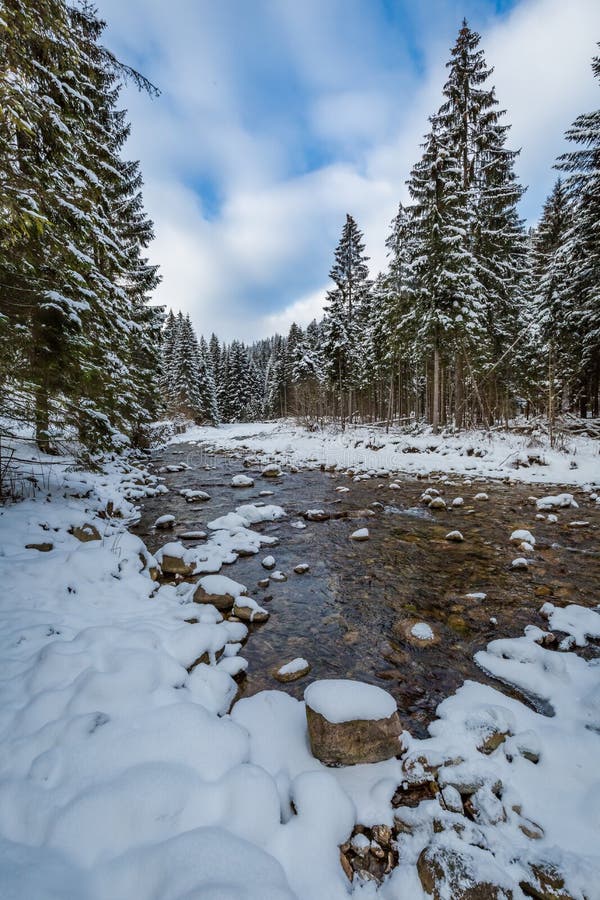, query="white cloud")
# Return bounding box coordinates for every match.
[97,0,600,342]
